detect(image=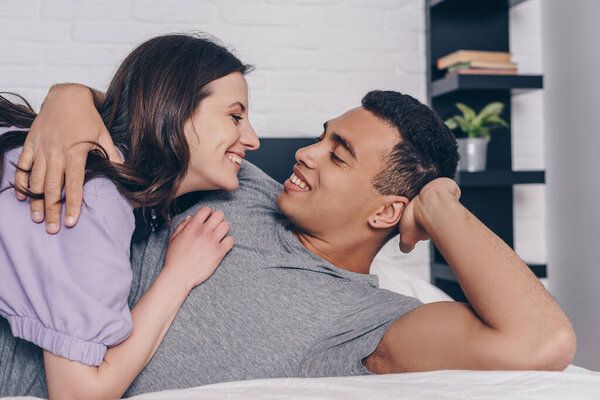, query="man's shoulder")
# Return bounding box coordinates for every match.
[238,161,282,198]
